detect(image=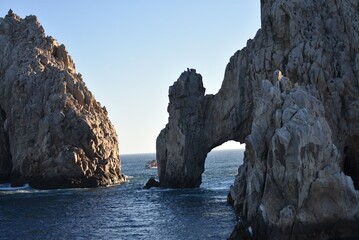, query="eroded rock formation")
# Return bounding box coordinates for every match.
[0,11,125,189]
[157,0,359,238]
[157,69,208,188]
